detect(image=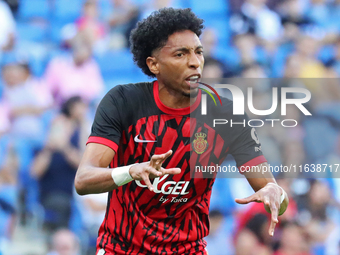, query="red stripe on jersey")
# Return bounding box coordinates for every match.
[143,116,159,162]
[153,81,201,115]
[87,136,118,153]
[239,155,267,172]
[156,127,178,153]
[157,114,177,131]
[214,134,224,159]
[166,140,190,167]
[190,149,199,178]
[124,132,137,163]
